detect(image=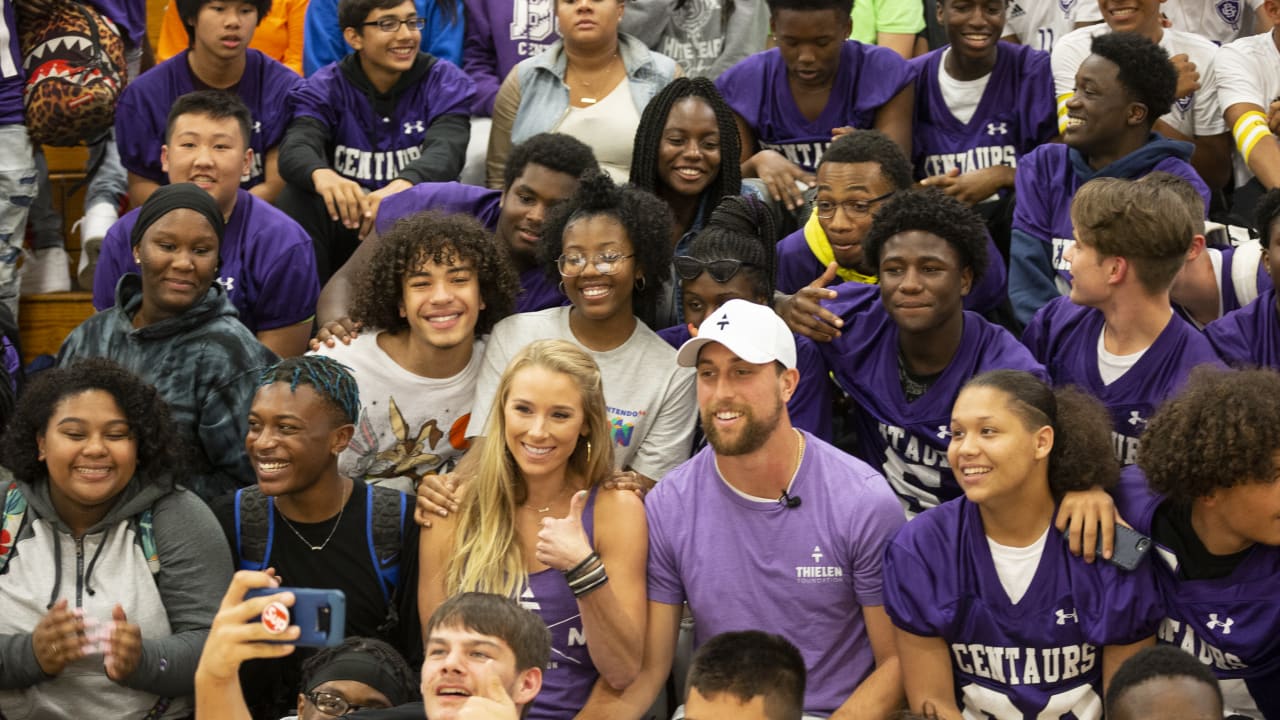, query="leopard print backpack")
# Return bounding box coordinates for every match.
[18,0,126,146]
